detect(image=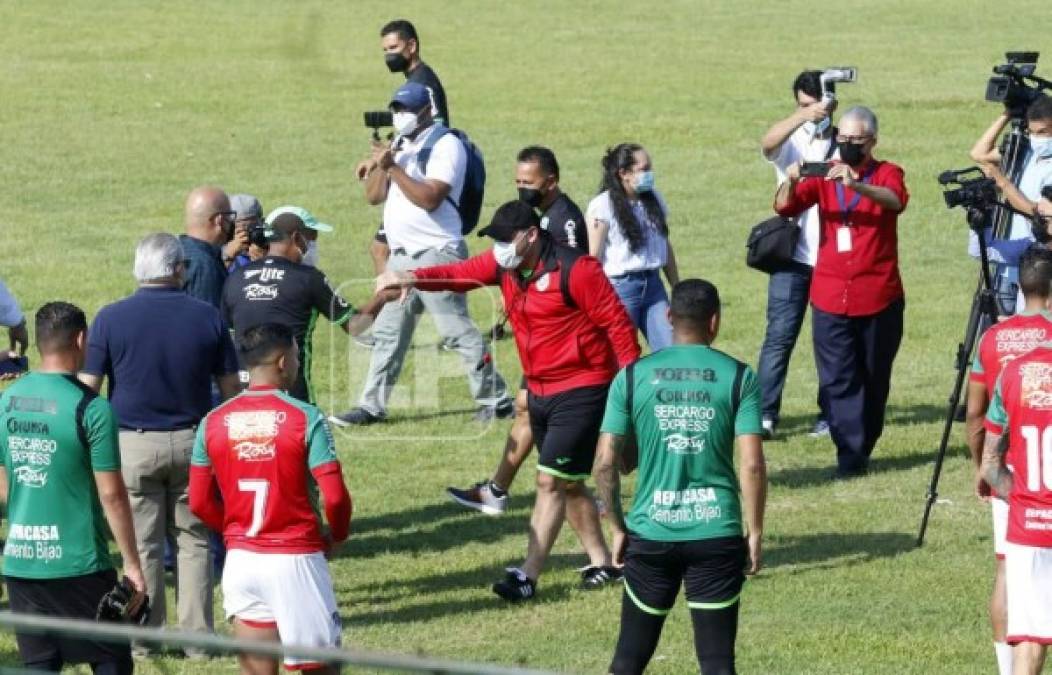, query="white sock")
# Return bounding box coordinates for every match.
[995,641,1012,675]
